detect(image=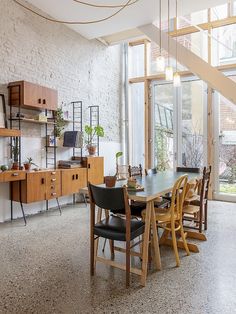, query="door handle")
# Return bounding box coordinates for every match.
[12,173,19,177]
[41,178,45,184]
[43,99,46,105]
[51,178,56,182]
[38,98,41,104]
[72,174,75,180]
[88,163,91,169]
[76,174,78,180]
